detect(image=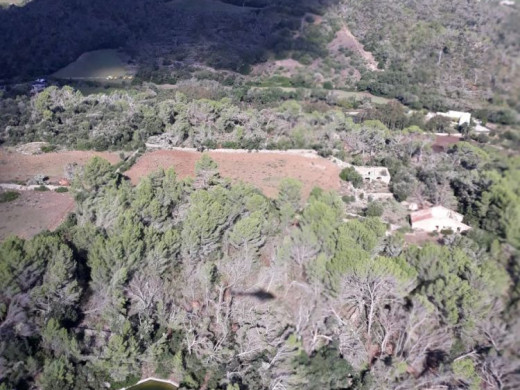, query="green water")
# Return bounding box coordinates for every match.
[128,380,177,390]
